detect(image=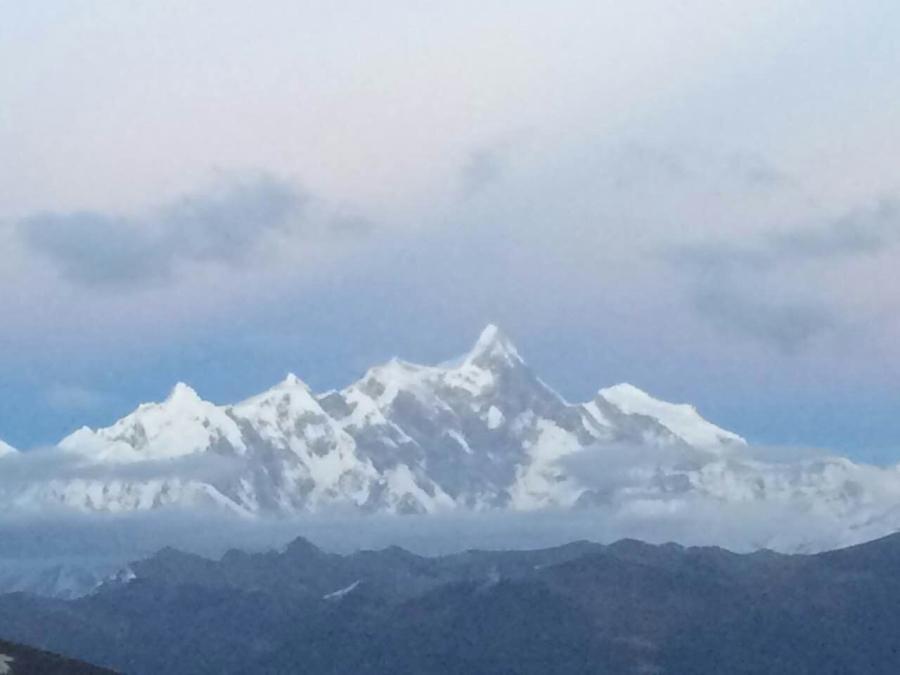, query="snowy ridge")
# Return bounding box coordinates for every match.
[597,383,745,451]
[3,324,900,534]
